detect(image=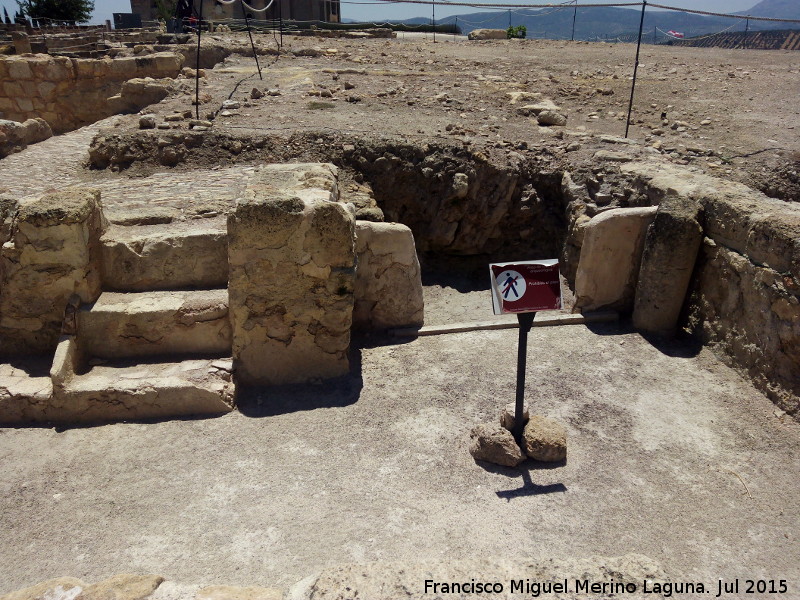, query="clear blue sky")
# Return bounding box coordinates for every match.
[0,0,763,25]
